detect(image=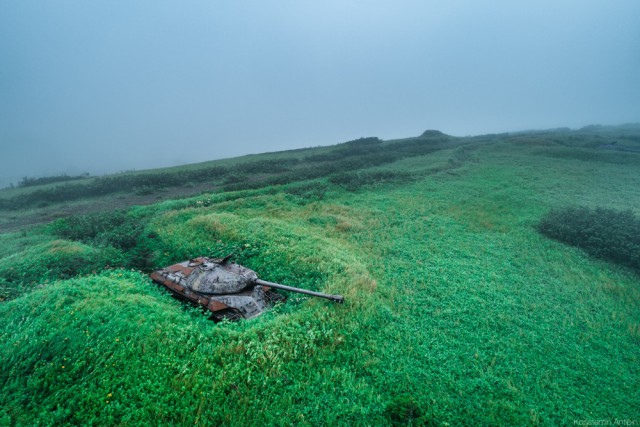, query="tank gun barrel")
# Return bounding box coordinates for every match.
[255,279,344,303]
